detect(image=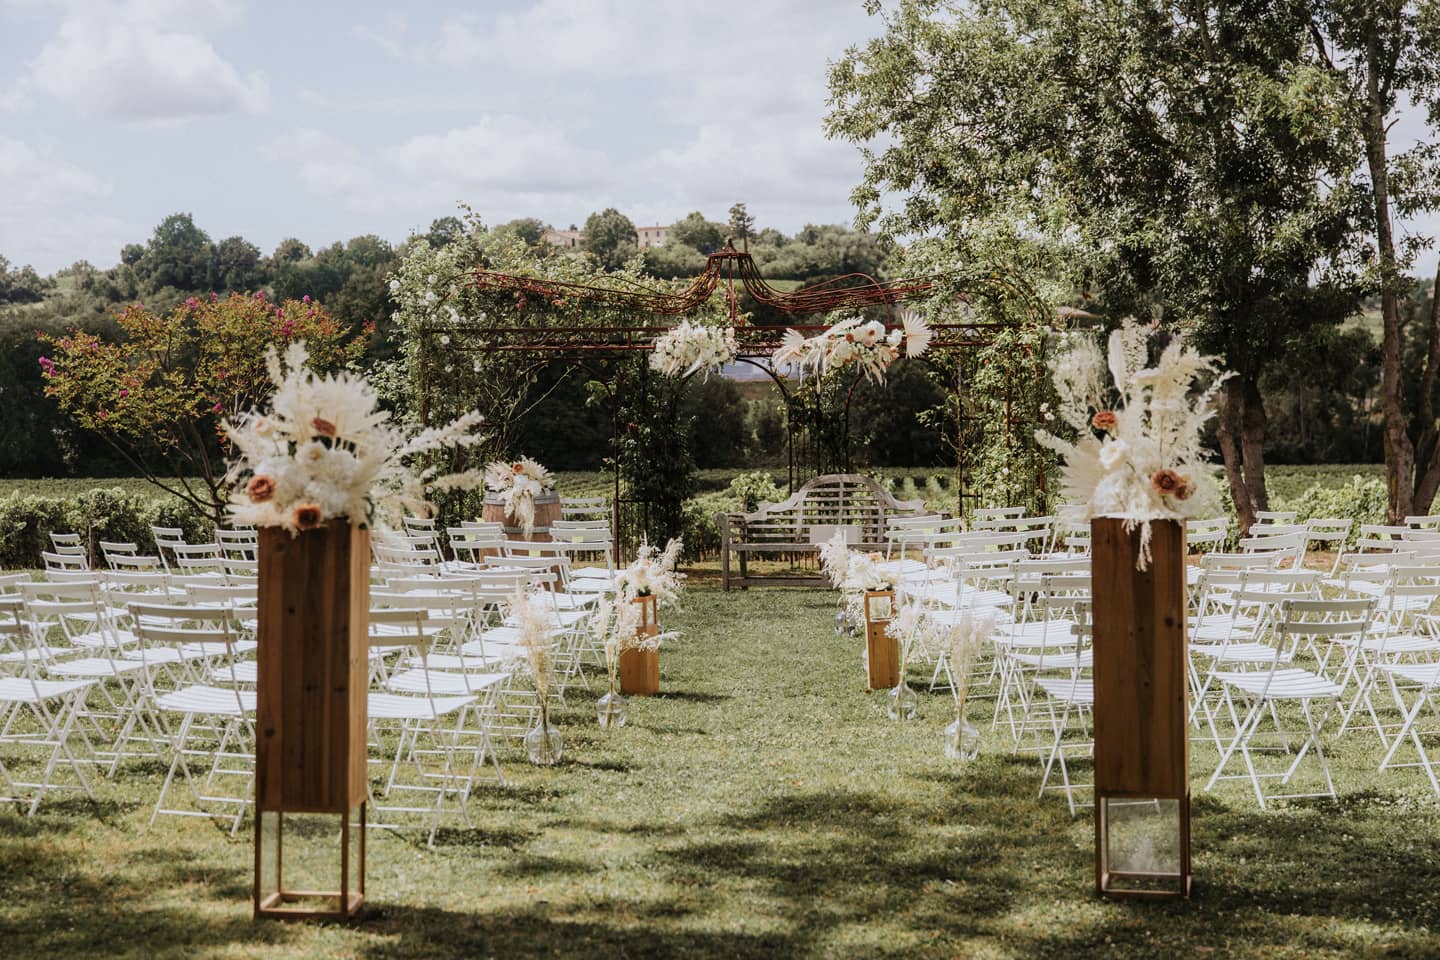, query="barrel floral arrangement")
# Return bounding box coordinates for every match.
[484,456,555,537]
